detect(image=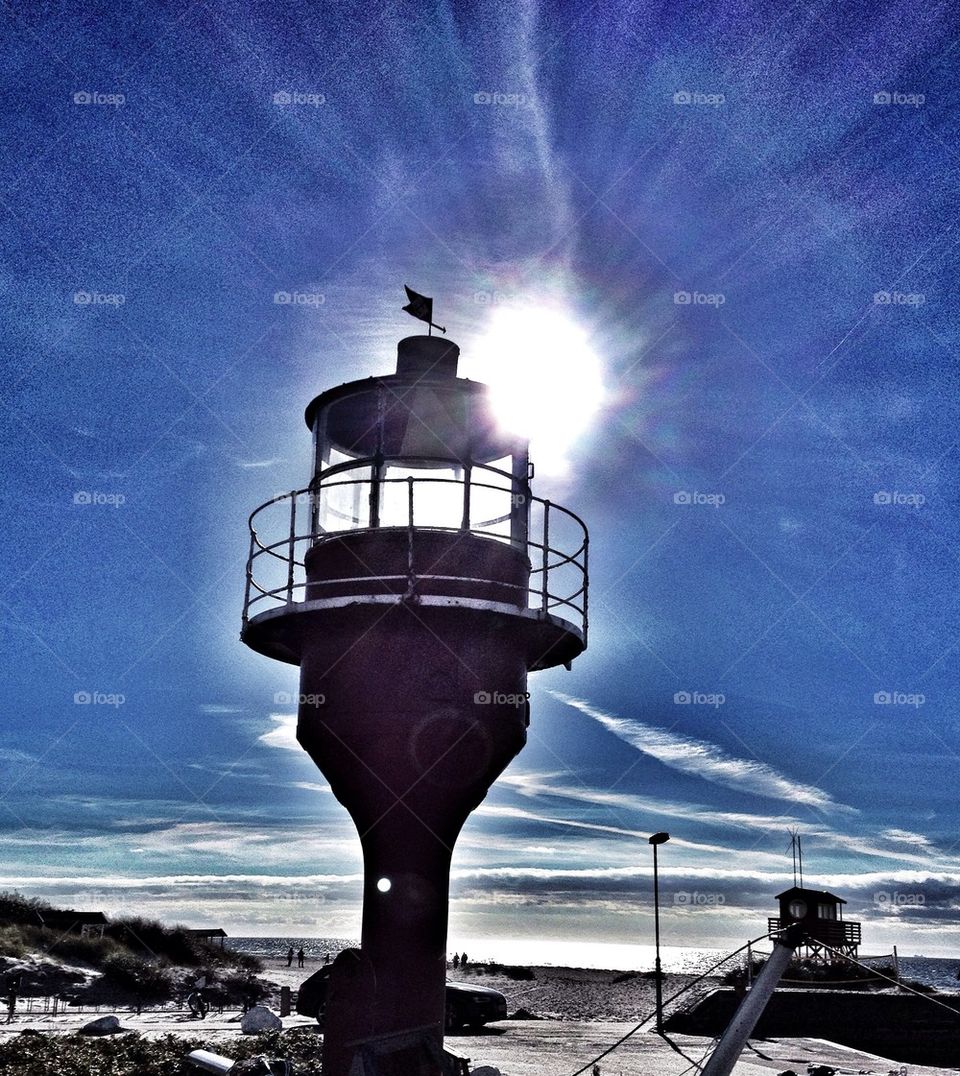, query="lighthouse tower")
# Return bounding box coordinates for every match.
[242,330,588,1075]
